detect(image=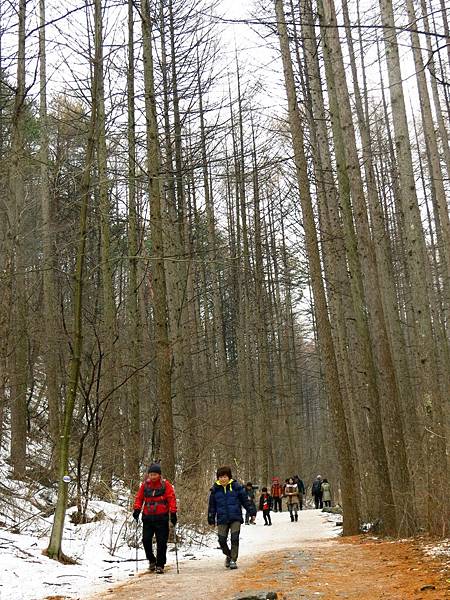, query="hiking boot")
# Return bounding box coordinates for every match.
[228,560,238,569]
[225,556,231,568]
[155,566,164,574]
[295,514,298,522]
[148,561,156,572]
